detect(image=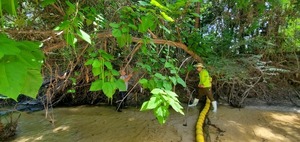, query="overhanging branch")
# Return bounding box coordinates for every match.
[5,30,203,63]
